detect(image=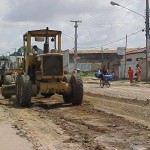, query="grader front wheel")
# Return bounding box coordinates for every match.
[70,74,83,105]
[18,75,32,107]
